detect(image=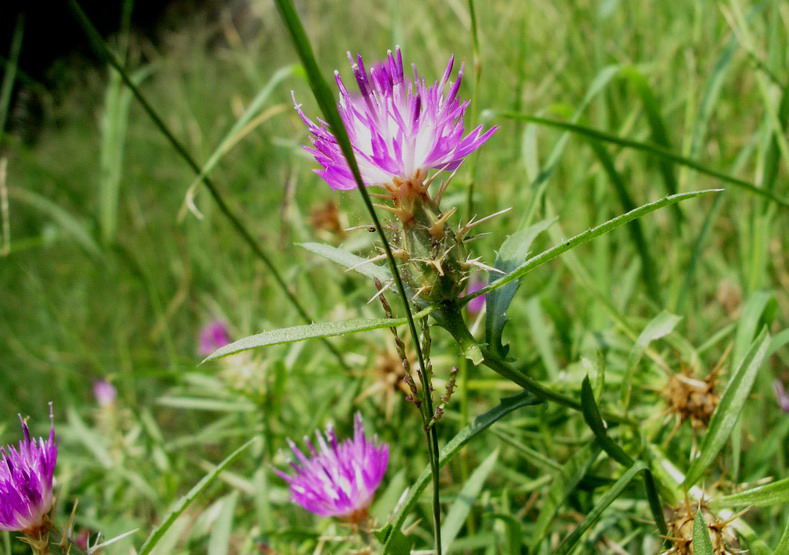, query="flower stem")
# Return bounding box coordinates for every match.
[439,304,634,425]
